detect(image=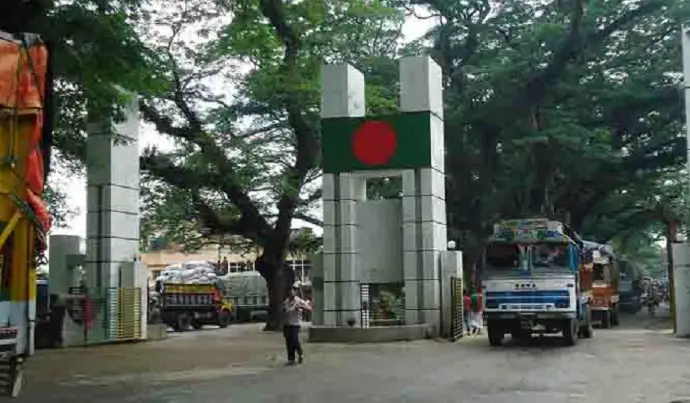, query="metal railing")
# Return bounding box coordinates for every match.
[66,287,143,345]
[360,283,405,328]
